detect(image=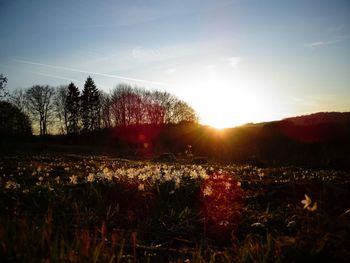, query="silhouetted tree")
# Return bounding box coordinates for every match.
[110,84,198,126]
[25,85,55,135]
[171,100,198,123]
[9,88,26,112]
[149,90,175,124]
[0,101,32,137]
[0,74,8,100]
[81,76,100,132]
[54,85,69,134]
[100,91,112,128]
[110,84,132,126]
[66,82,80,134]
